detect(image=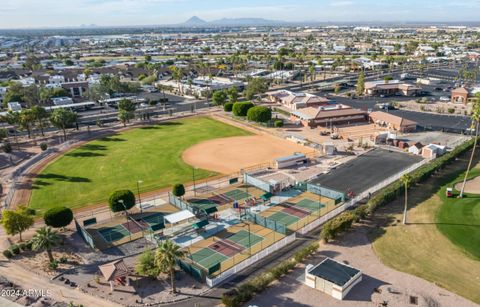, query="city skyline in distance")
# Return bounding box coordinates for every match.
[2,0,480,29]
